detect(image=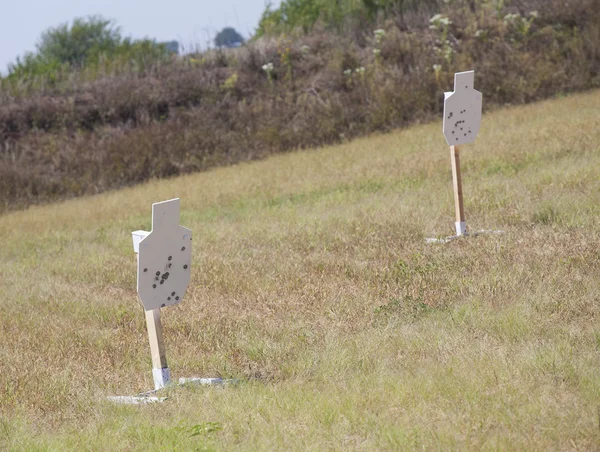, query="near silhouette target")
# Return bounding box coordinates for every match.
[133,199,192,311]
